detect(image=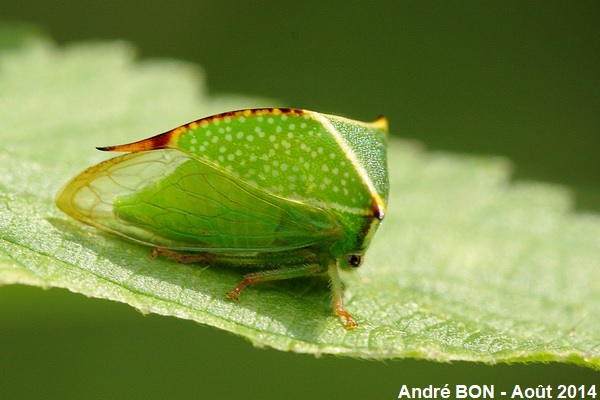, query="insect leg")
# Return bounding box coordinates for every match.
[152,248,316,266]
[152,248,214,264]
[328,261,357,330]
[226,264,323,301]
